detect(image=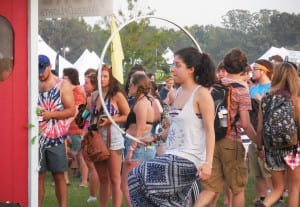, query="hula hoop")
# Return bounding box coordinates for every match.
[98,15,202,144]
